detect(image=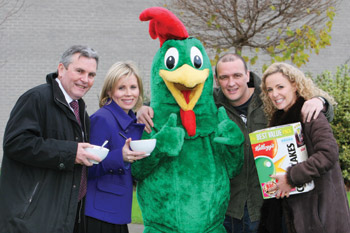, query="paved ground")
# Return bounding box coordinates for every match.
[128,224,144,233]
